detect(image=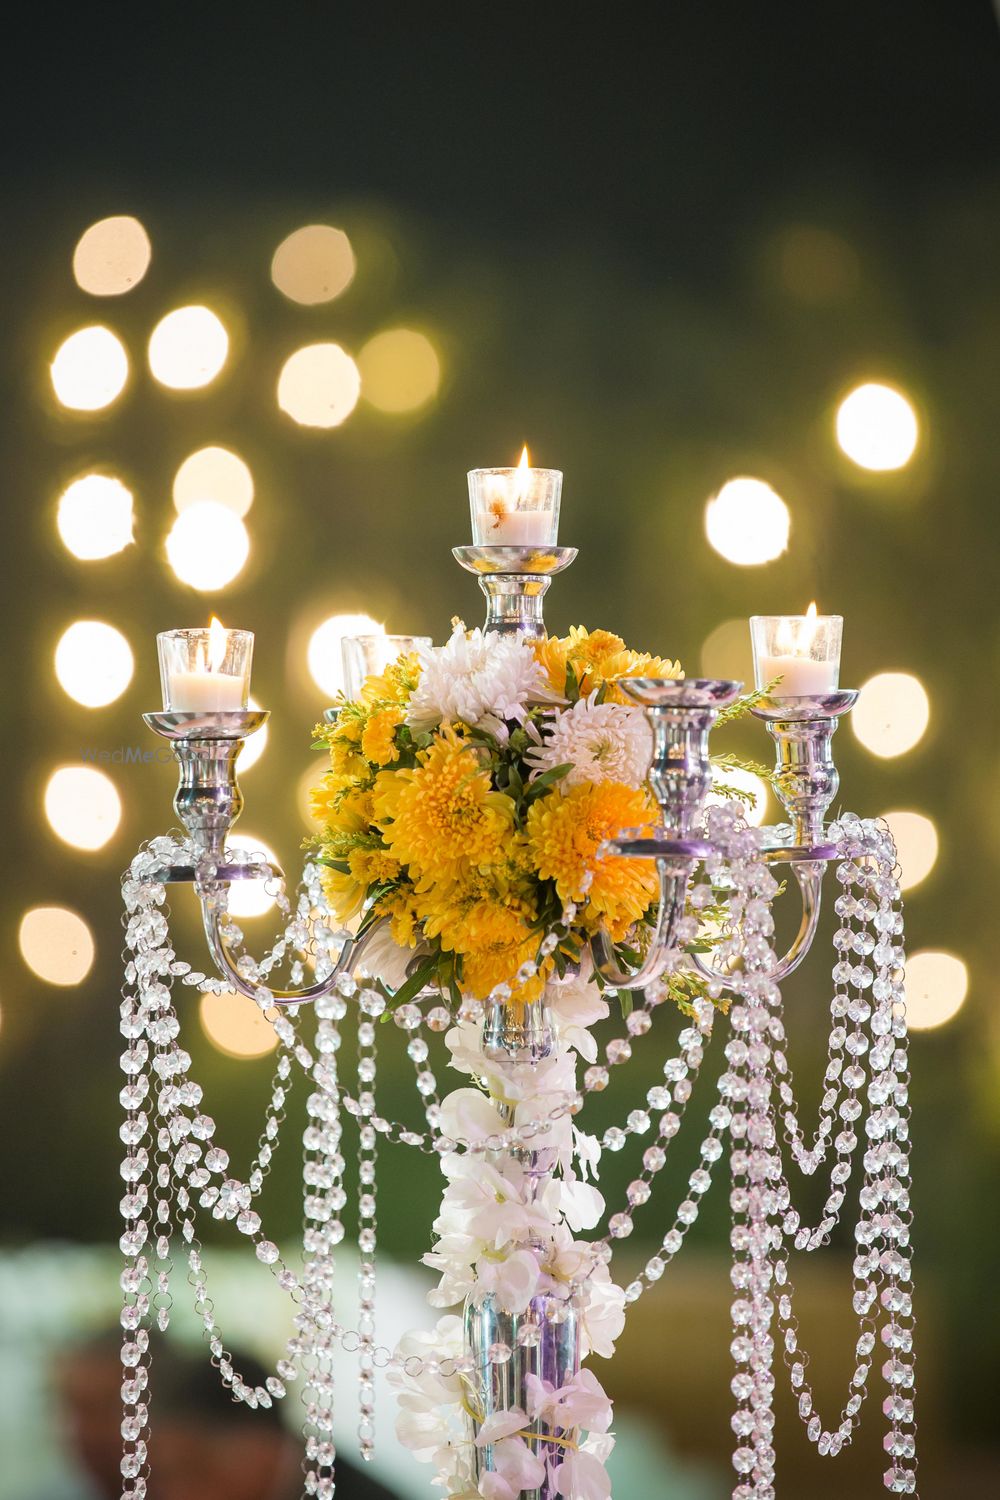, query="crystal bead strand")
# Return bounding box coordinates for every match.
[722,824,780,1500]
[299,984,348,1498]
[119,883,159,1500]
[600,1008,719,1282]
[356,985,381,1463]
